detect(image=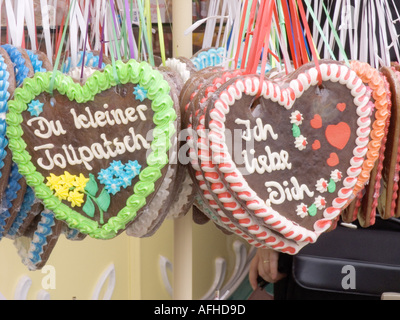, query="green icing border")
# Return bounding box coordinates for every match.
[6,59,177,239]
